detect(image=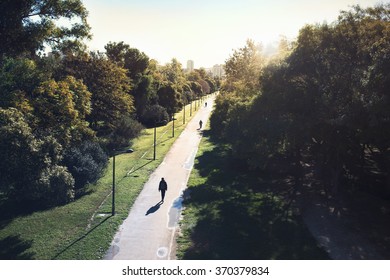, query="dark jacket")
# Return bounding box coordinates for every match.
[159,180,167,191]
